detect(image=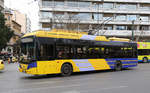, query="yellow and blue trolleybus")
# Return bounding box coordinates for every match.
[137,42,150,63]
[19,29,138,76]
